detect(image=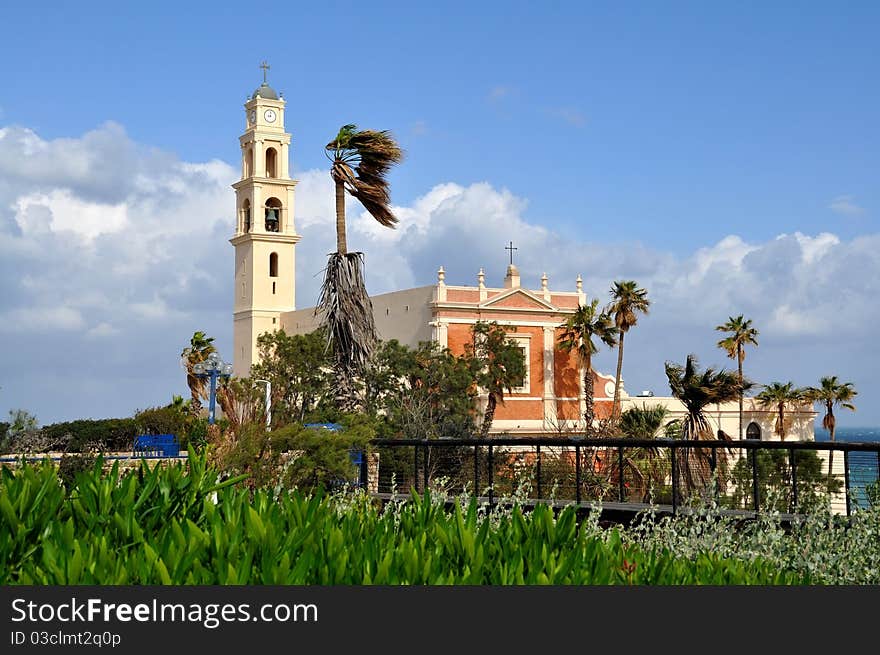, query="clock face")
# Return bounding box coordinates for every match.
[264,109,277,123]
[248,110,256,124]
